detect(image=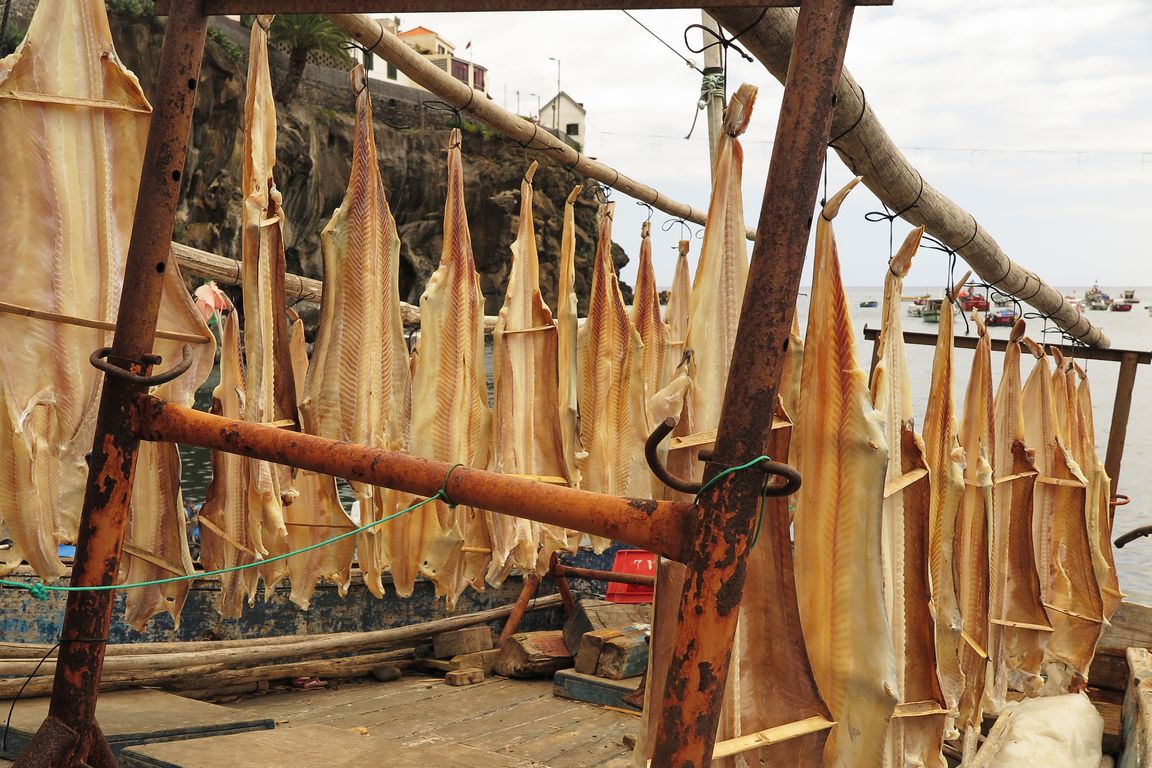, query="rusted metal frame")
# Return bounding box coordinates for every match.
[132,395,693,562]
[1105,351,1140,498]
[651,2,856,767]
[497,573,542,646]
[550,551,578,614]
[11,5,211,768]
[552,561,656,587]
[155,0,892,14]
